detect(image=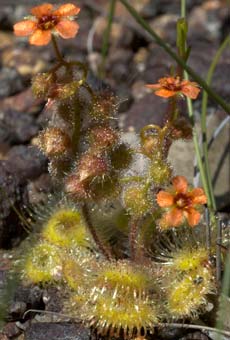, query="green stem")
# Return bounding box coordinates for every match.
[201,35,230,212]
[99,0,116,78]
[119,0,230,114]
[181,0,186,18]
[192,123,212,208]
[215,252,230,340]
